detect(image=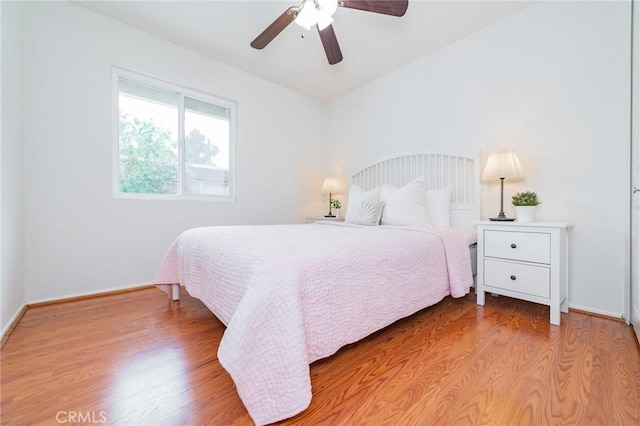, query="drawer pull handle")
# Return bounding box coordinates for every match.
[510,243,517,249]
[510,275,517,281]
